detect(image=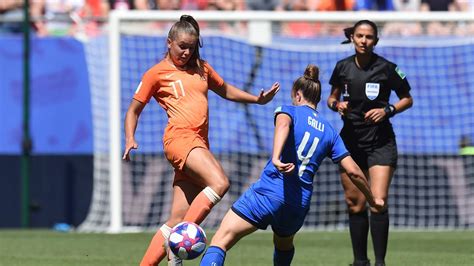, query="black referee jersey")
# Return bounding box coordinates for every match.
[329,53,411,128]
